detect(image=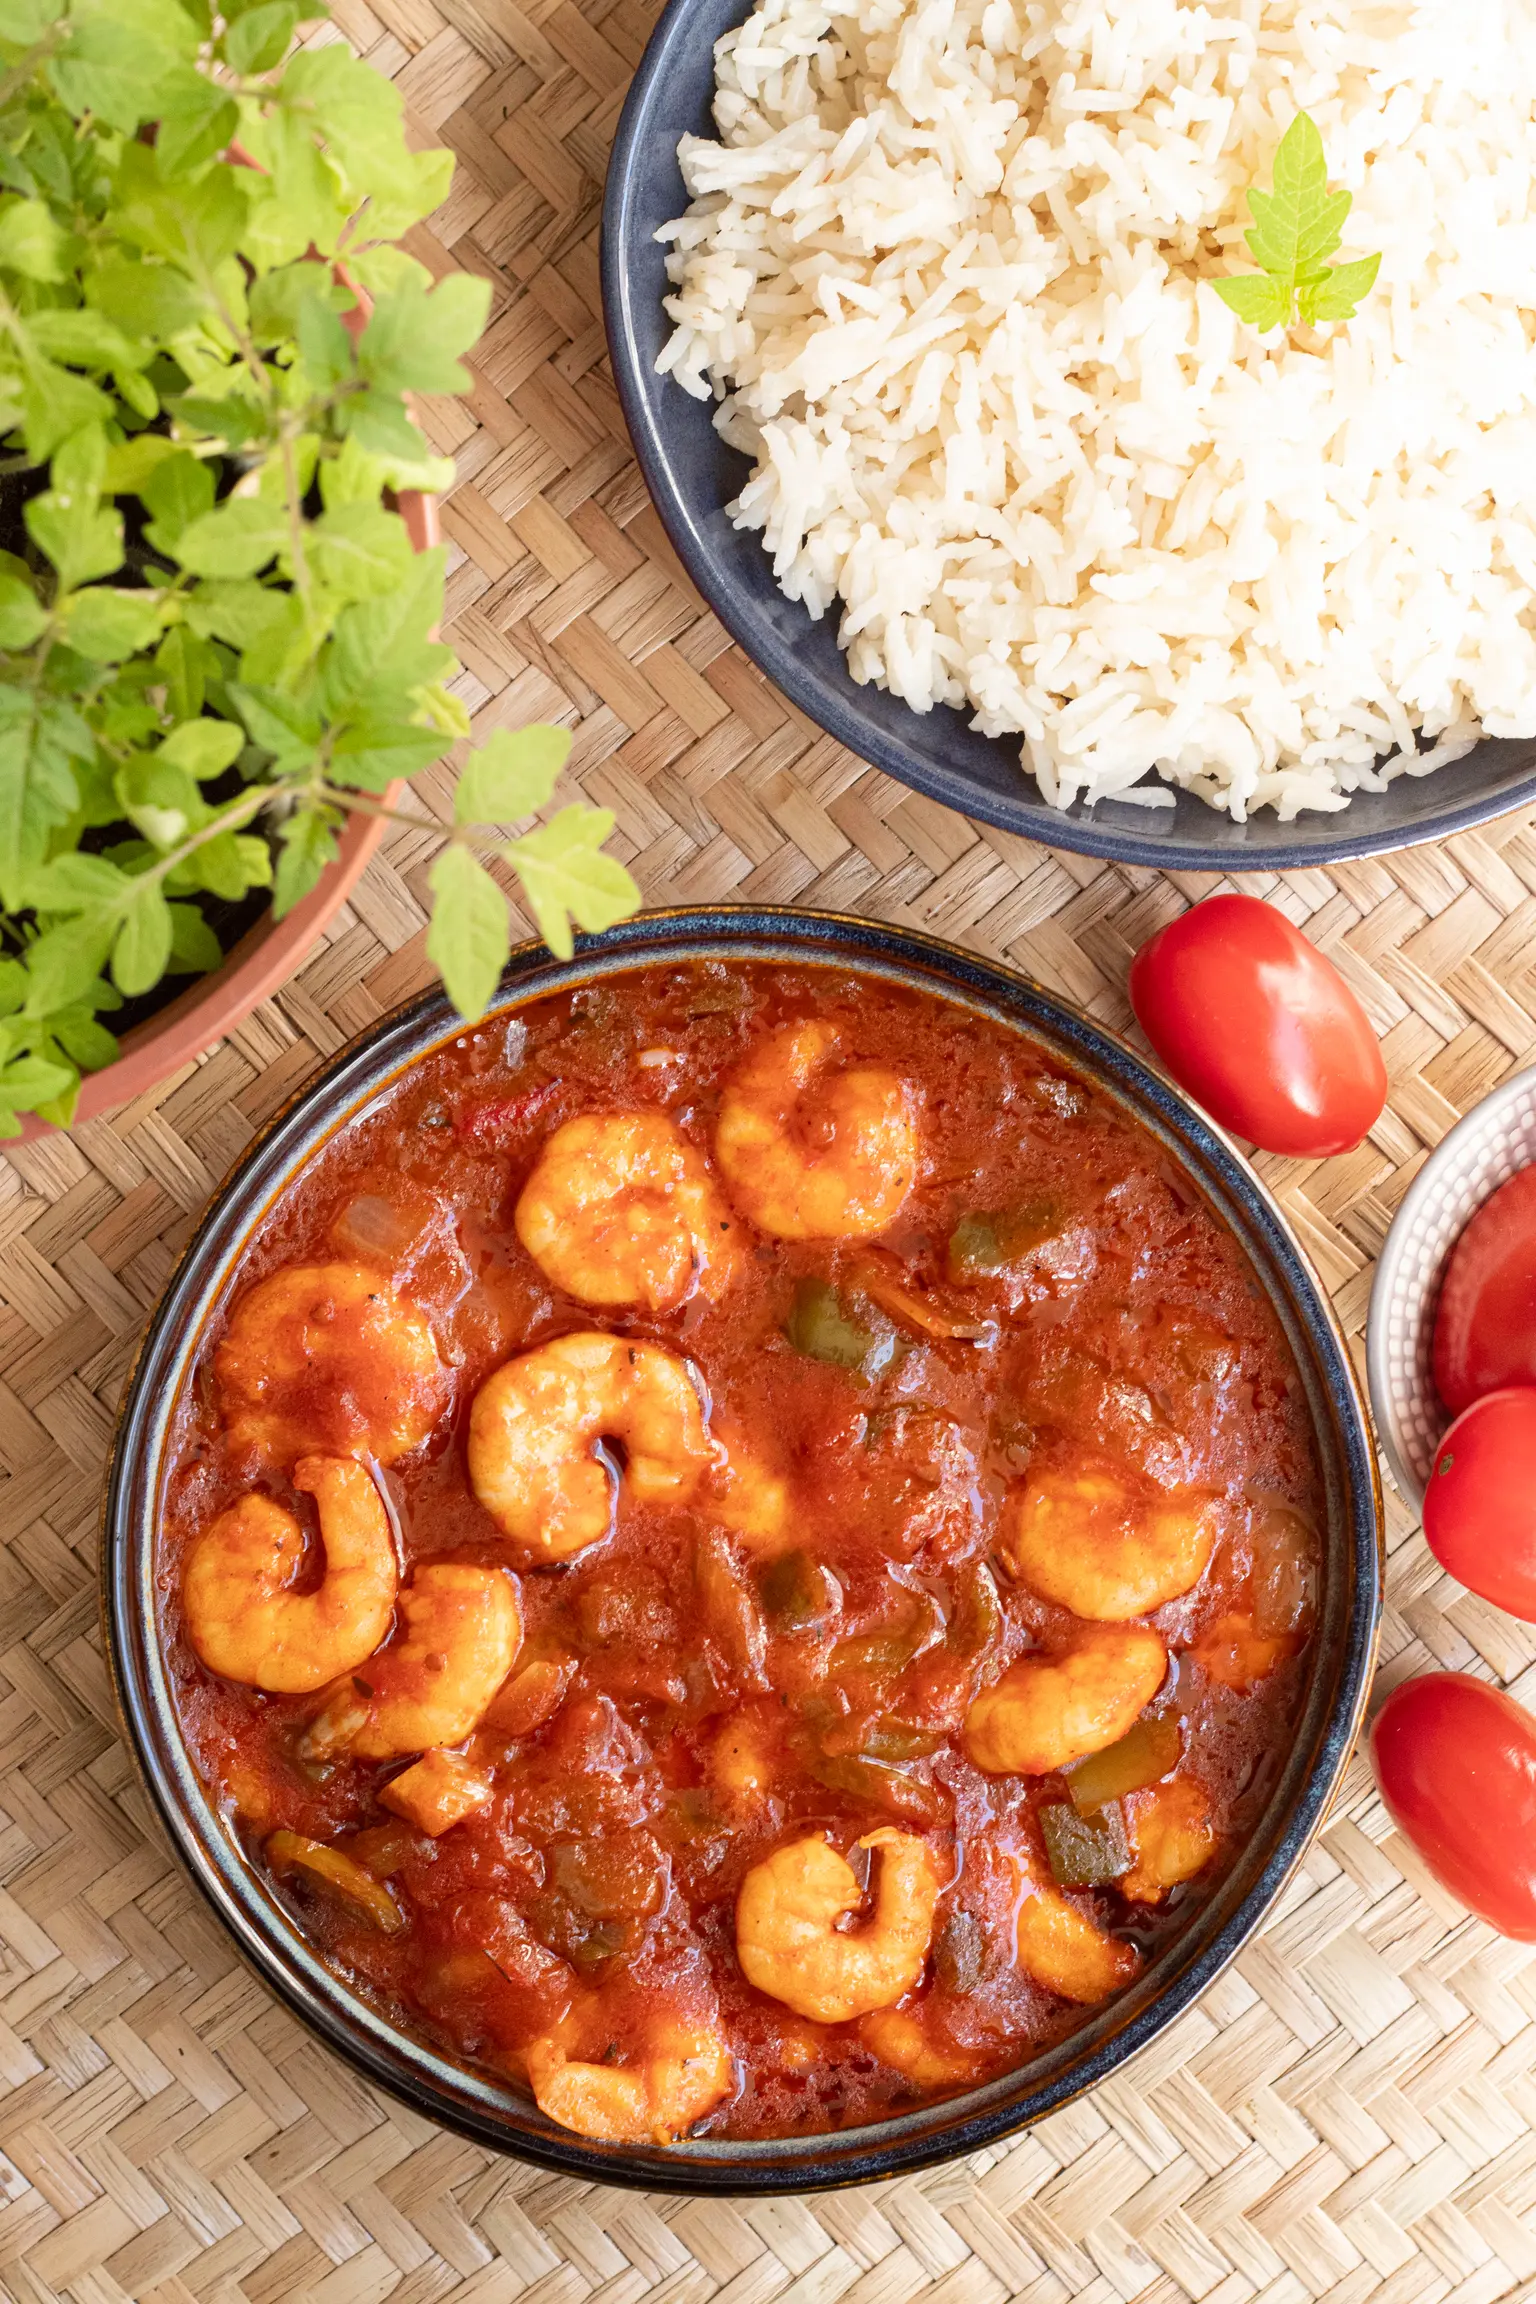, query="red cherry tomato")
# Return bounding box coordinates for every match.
[1433,1167,1536,1415]
[1370,1673,1536,1940]
[1128,894,1387,1157]
[1421,1387,1536,1622]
